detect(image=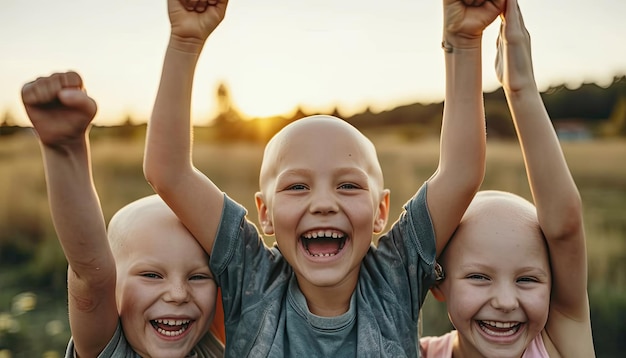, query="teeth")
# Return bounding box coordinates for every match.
[303,230,345,239]
[308,252,337,257]
[154,319,191,326]
[479,320,521,337]
[152,319,192,337]
[483,321,518,329]
[156,326,187,336]
[301,230,347,257]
